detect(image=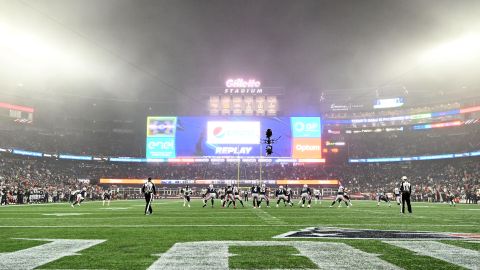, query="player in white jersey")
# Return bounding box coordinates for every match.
[330,186,349,208]
[275,185,291,207]
[203,184,218,208]
[299,184,312,208]
[314,189,321,204]
[377,191,391,207]
[72,188,86,208]
[181,185,193,207]
[448,190,456,207]
[393,185,401,205]
[103,190,111,206]
[218,187,226,206]
[285,185,293,207]
[343,188,352,206]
